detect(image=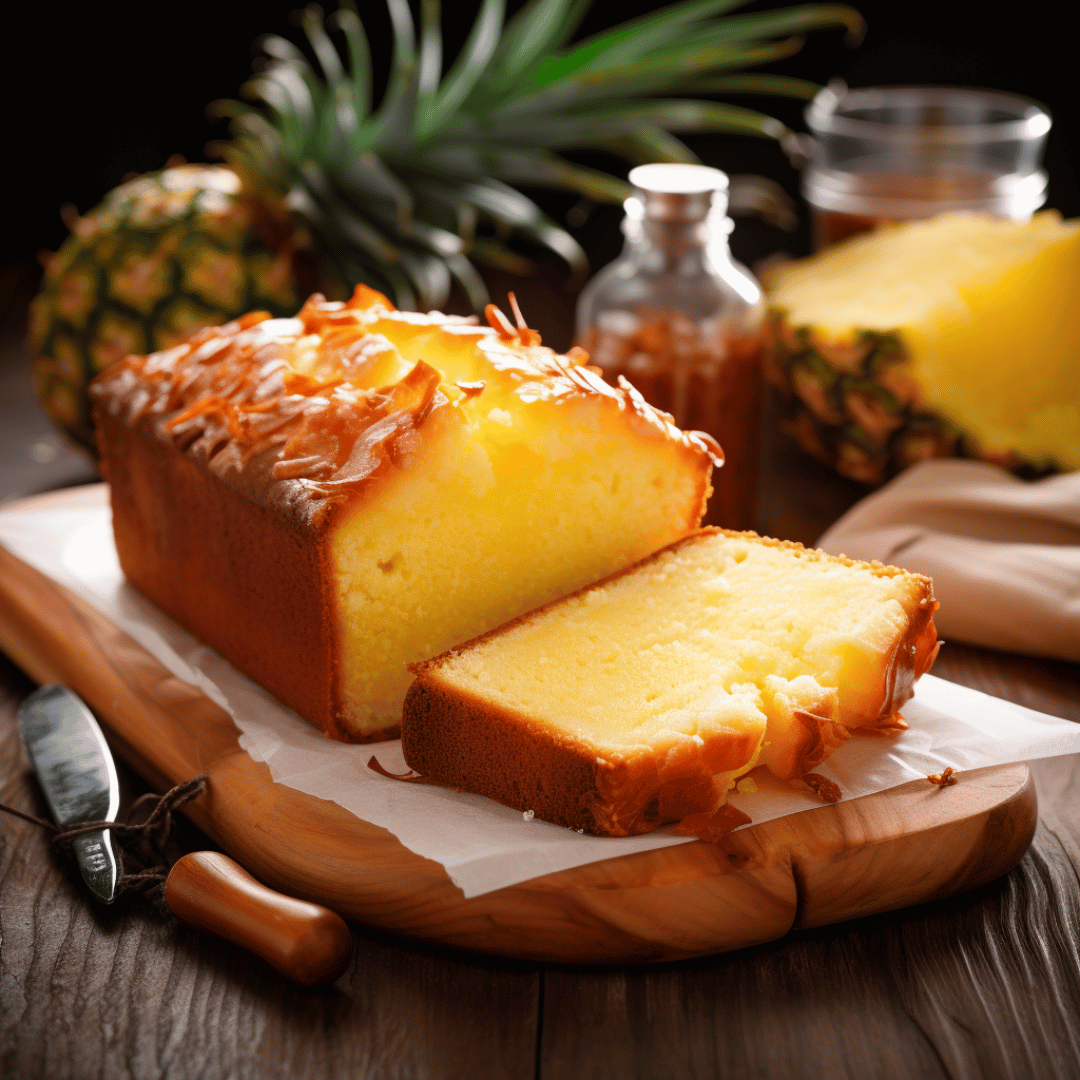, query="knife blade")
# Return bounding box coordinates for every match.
[17,684,121,903]
[15,684,355,984]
